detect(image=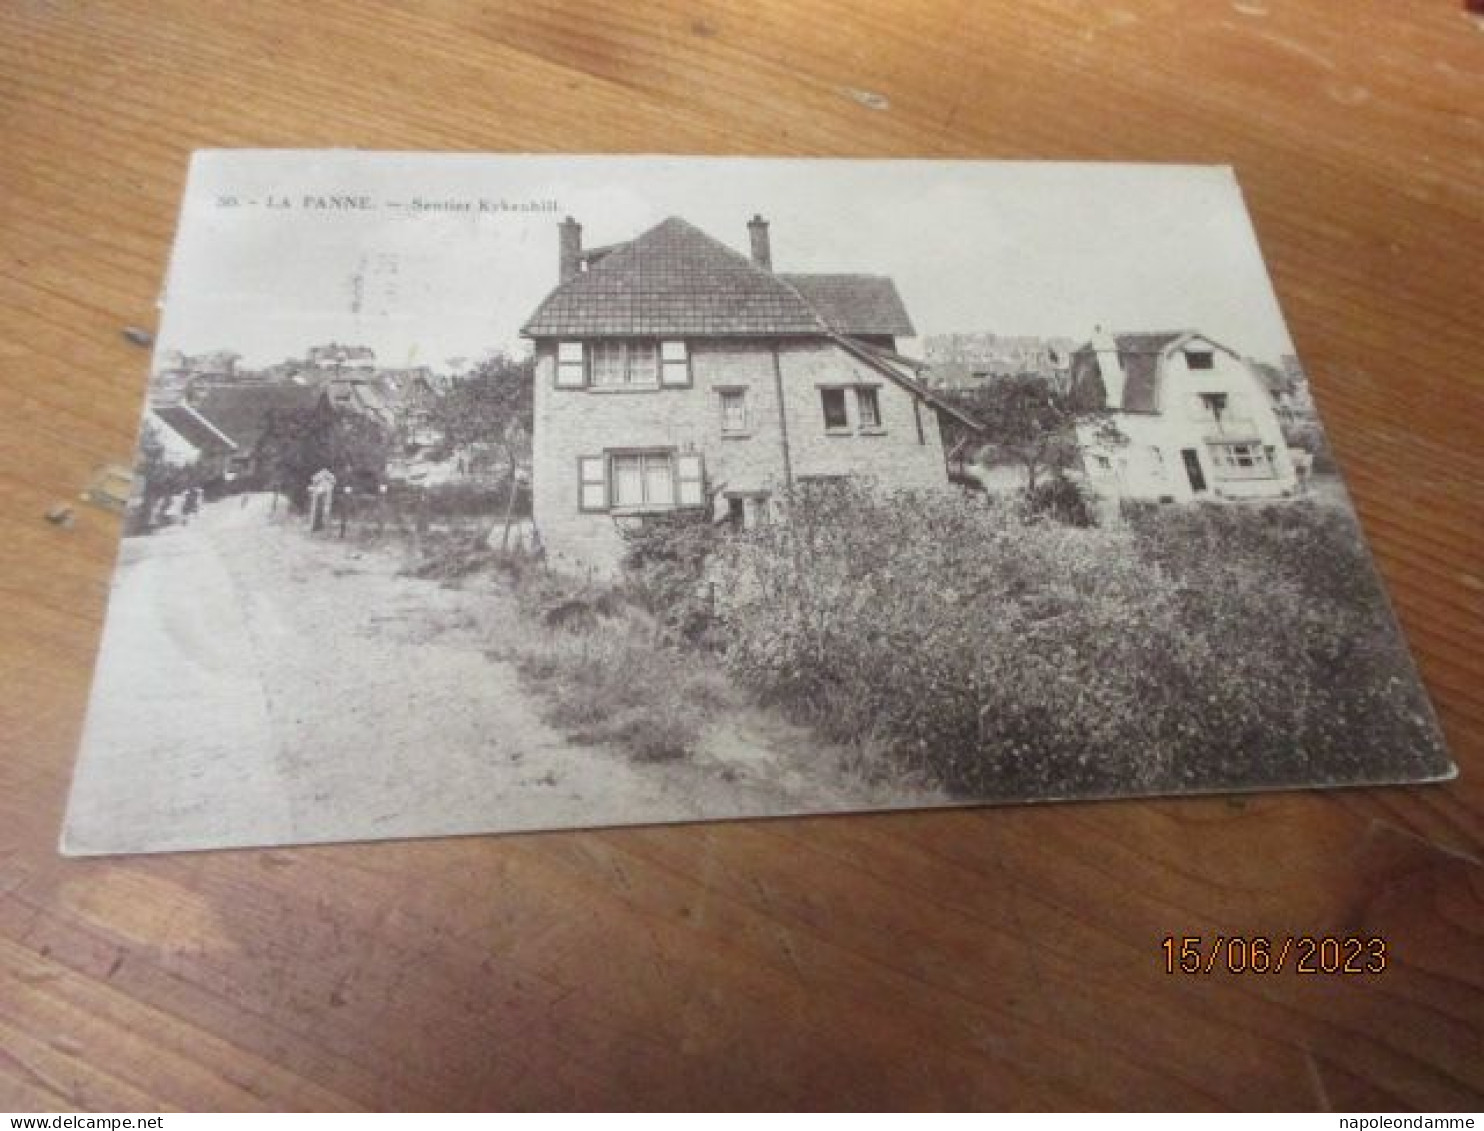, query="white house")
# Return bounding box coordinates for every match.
[1069,329,1298,502]
[521,214,978,574]
[145,403,238,476]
